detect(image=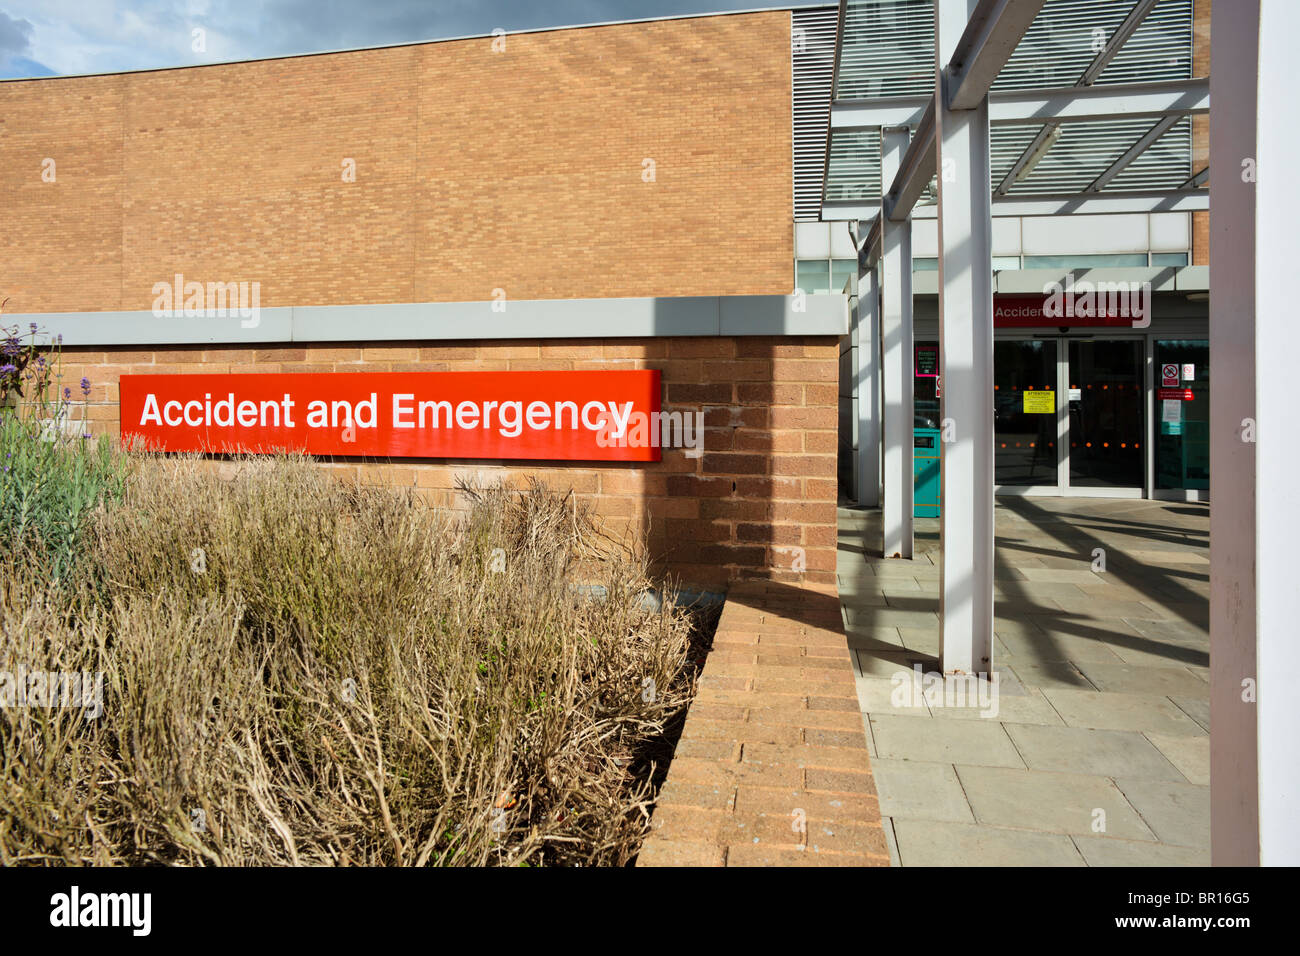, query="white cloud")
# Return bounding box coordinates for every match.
[1,0,758,78]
